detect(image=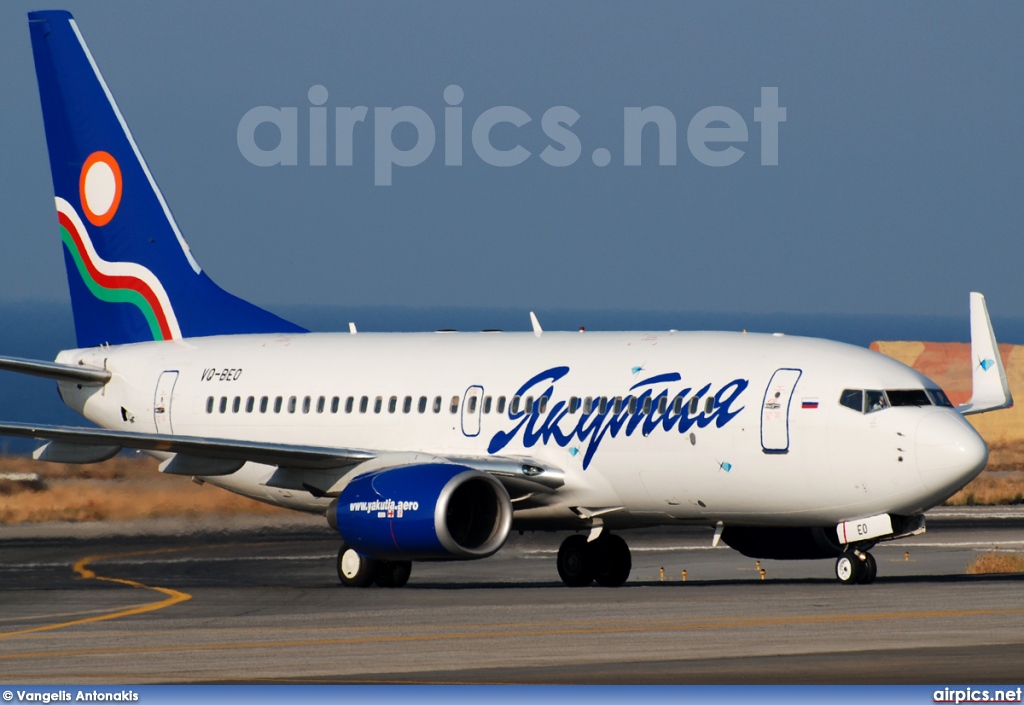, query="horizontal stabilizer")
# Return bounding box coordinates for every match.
[0,355,110,384]
[958,292,1013,416]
